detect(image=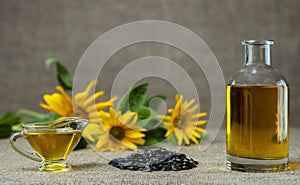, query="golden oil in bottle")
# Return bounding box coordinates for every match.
[226,85,289,160]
